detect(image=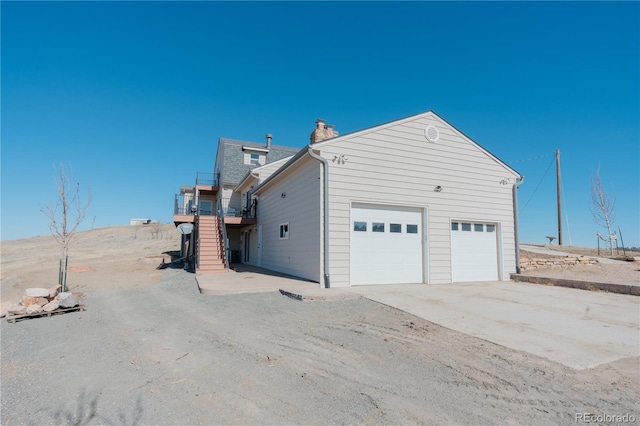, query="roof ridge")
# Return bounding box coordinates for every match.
[219,137,299,151]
